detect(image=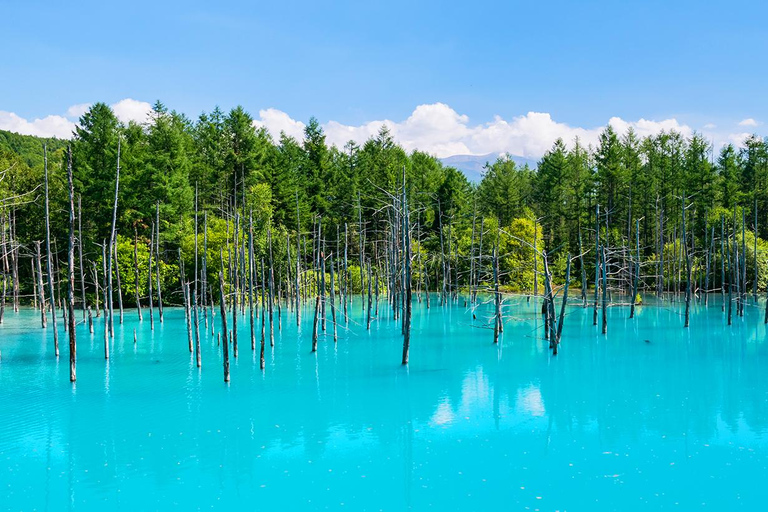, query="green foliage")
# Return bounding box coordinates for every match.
[6,100,768,303]
[111,235,180,304]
